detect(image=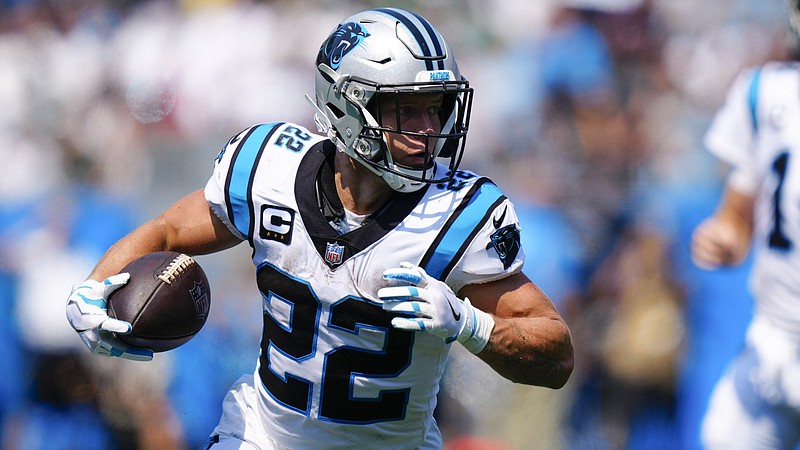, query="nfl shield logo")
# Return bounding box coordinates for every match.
[189,281,209,319]
[325,242,344,265]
